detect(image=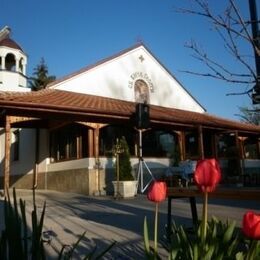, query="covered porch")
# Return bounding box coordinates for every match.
[0,89,259,195]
